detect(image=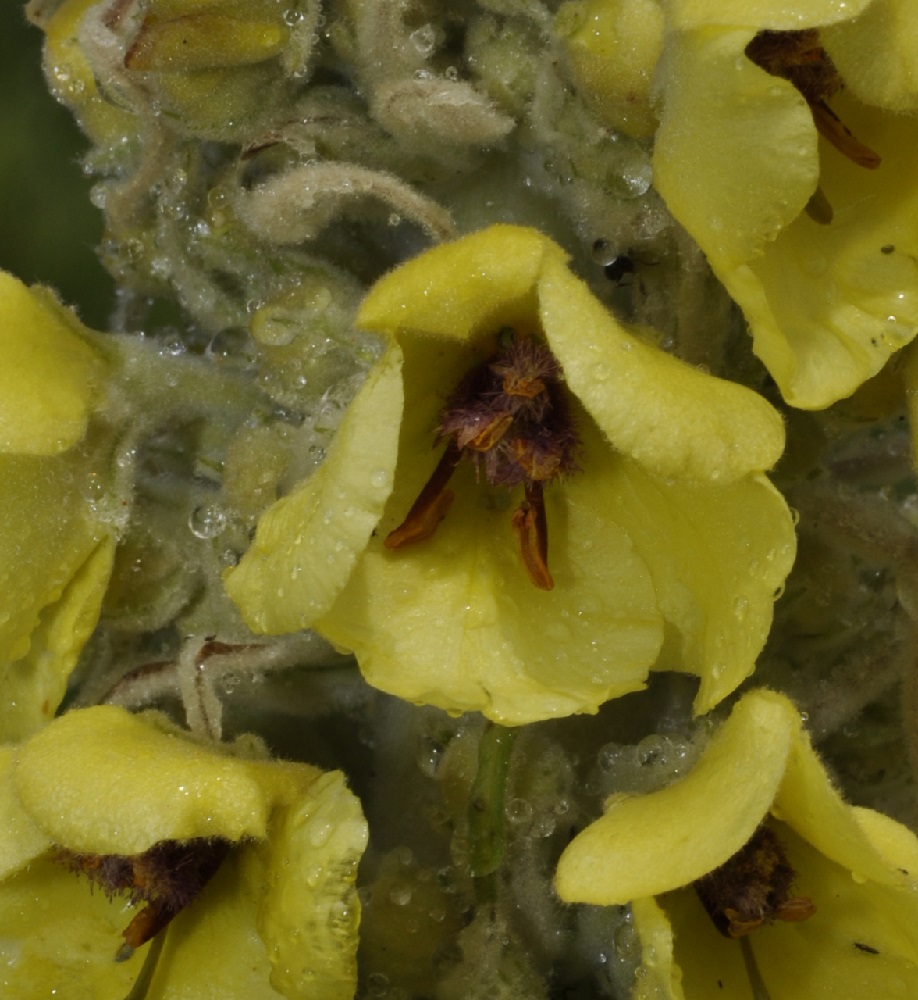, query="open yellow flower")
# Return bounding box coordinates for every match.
[0,272,119,741]
[653,0,918,409]
[556,688,918,998]
[226,225,794,724]
[0,704,367,999]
